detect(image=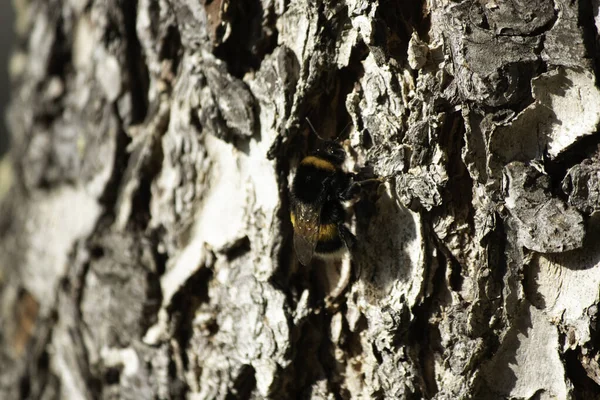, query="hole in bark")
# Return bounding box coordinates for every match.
[316,318,346,396]
[281,312,330,396]
[104,367,120,385]
[168,267,213,369]
[122,0,150,124]
[377,0,429,62]
[98,113,131,211]
[19,376,31,398]
[564,349,600,398]
[371,342,384,366]
[227,364,257,400]
[90,245,105,259]
[268,156,295,296]
[487,218,507,299]
[159,25,183,75]
[212,0,278,78]
[129,136,164,229]
[297,32,367,148]
[436,112,470,294]
[578,0,600,79]
[38,350,49,371]
[448,258,463,292]
[149,227,168,276]
[190,107,203,134]
[410,303,439,397]
[361,130,373,149]
[47,15,71,78]
[224,236,251,261]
